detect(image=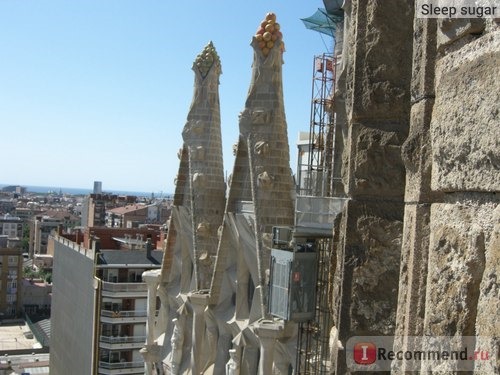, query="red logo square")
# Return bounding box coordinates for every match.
[353,342,377,365]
